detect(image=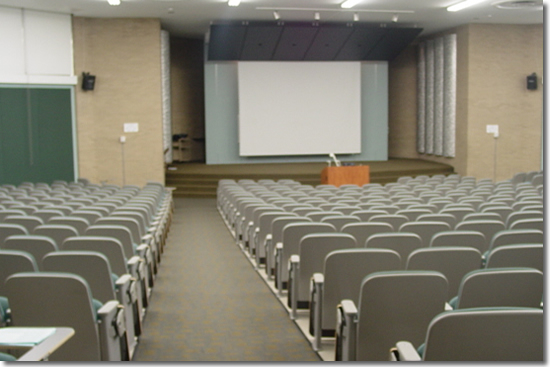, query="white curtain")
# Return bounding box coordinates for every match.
[417,34,456,158]
[161,30,172,164]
